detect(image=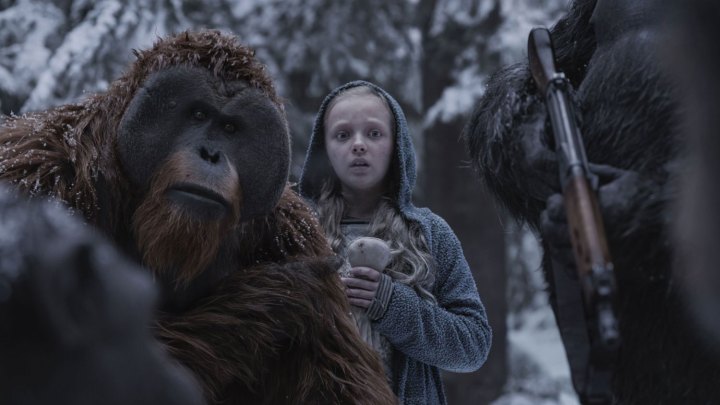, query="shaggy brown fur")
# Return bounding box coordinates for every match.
[156,258,391,404]
[133,150,242,285]
[0,30,396,404]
